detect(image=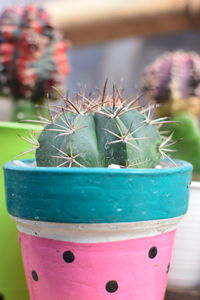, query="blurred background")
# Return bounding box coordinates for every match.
[1,0,200,119]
